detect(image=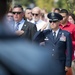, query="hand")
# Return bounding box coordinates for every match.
[41,23,48,31]
[15,30,24,36]
[65,66,70,71]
